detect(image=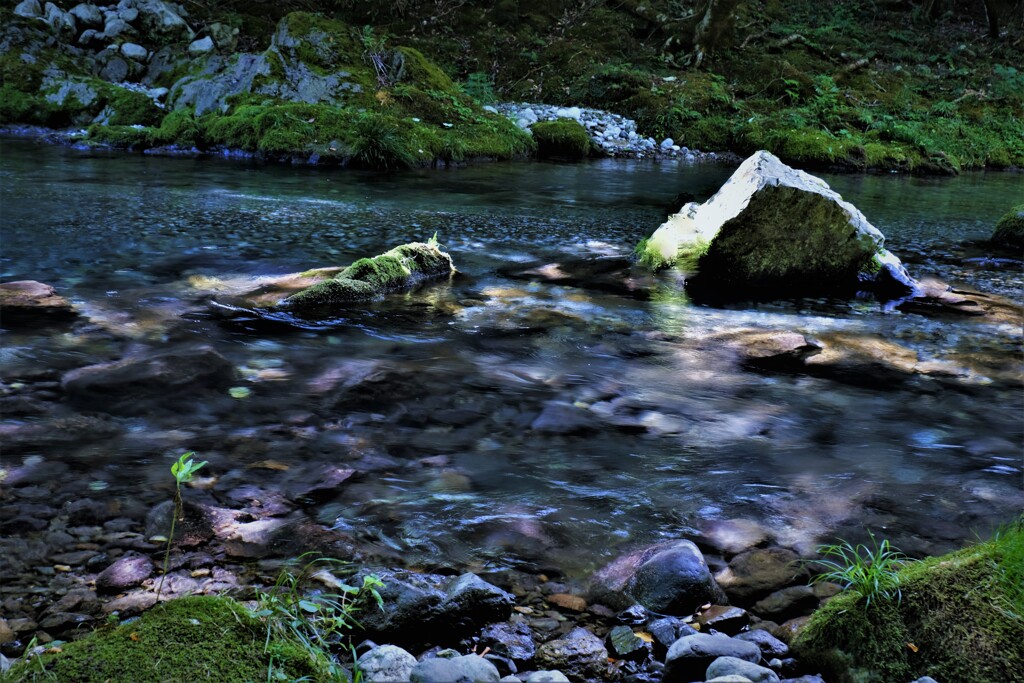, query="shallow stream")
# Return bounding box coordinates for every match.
[2,138,1022,580]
